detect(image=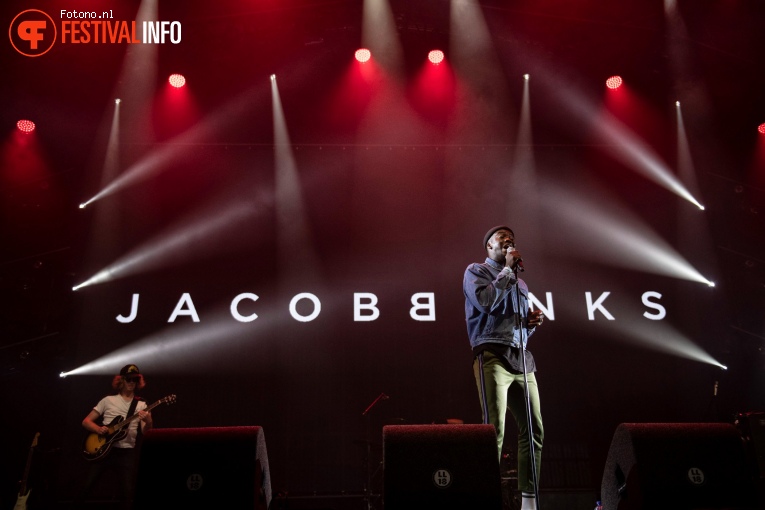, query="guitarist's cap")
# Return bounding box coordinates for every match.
[120,364,141,377]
